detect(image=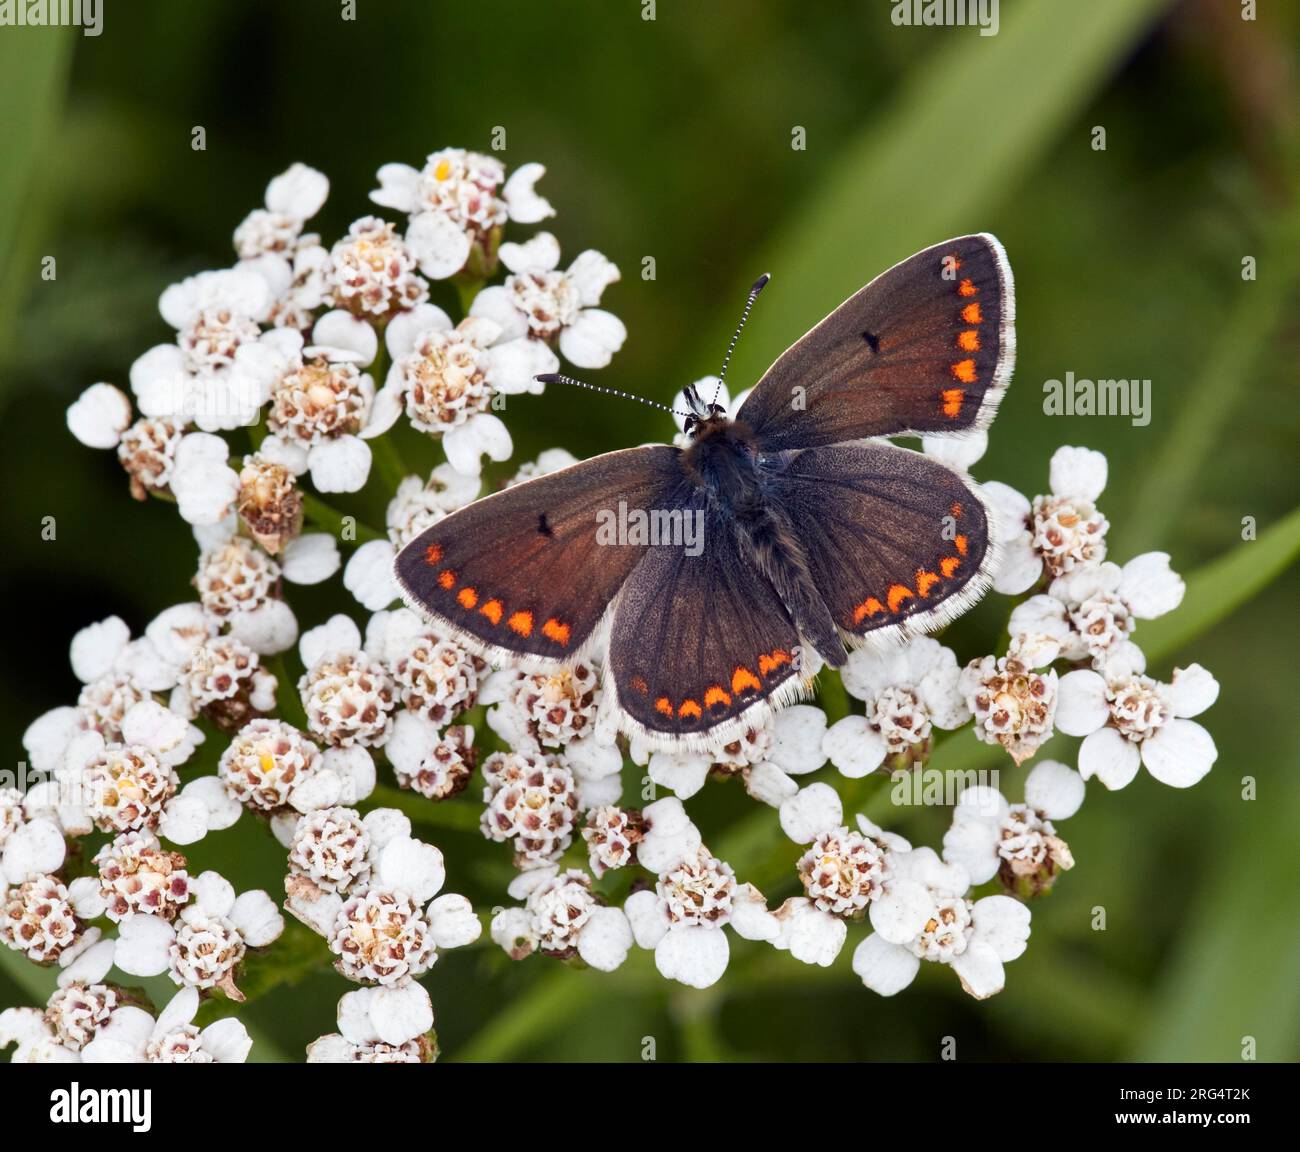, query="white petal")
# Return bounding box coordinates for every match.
[490,907,536,958]
[1141,719,1216,788]
[369,982,433,1046]
[624,889,670,949]
[1169,663,1219,718]
[744,761,798,807]
[406,211,471,280]
[1078,727,1141,790]
[1055,669,1109,736]
[59,937,115,986]
[1024,759,1086,819]
[949,939,1007,999]
[778,782,842,844]
[921,430,987,471]
[1120,552,1184,618]
[341,539,399,611]
[483,335,558,395]
[970,894,1031,961]
[775,899,846,966]
[256,432,310,475]
[300,612,362,667]
[566,249,620,306]
[113,915,175,977]
[378,836,446,904]
[67,383,132,449]
[369,162,421,213]
[559,308,626,368]
[852,933,921,996]
[729,883,780,942]
[23,707,80,773]
[308,310,378,367]
[576,906,633,972]
[191,870,237,917]
[768,704,828,775]
[637,797,701,873]
[564,735,622,780]
[184,775,241,830]
[321,745,375,805]
[306,1034,355,1062]
[654,925,729,989]
[385,303,452,359]
[66,876,108,921]
[822,715,887,778]
[469,284,528,342]
[427,893,481,949]
[281,533,340,585]
[71,616,131,683]
[129,343,188,419]
[229,890,284,948]
[228,599,298,656]
[158,795,211,846]
[121,698,187,756]
[265,162,328,219]
[1050,445,1107,501]
[870,878,936,944]
[993,533,1043,595]
[172,434,239,526]
[2,819,66,885]
[502,162,554,224]
[941,816,1000,886]
[498,231,561,274]
[198,1017,252,1062]
[309,435,372,493]
[647,751,711,799]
